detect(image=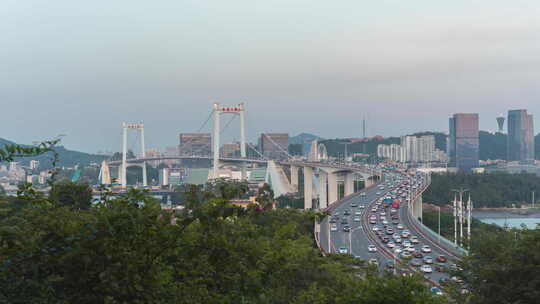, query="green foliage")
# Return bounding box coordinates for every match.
[451,227,540,304]
[49,181,93,210]
[0,139,60,163]
[0,180,447,304]
[424,172,540,208]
